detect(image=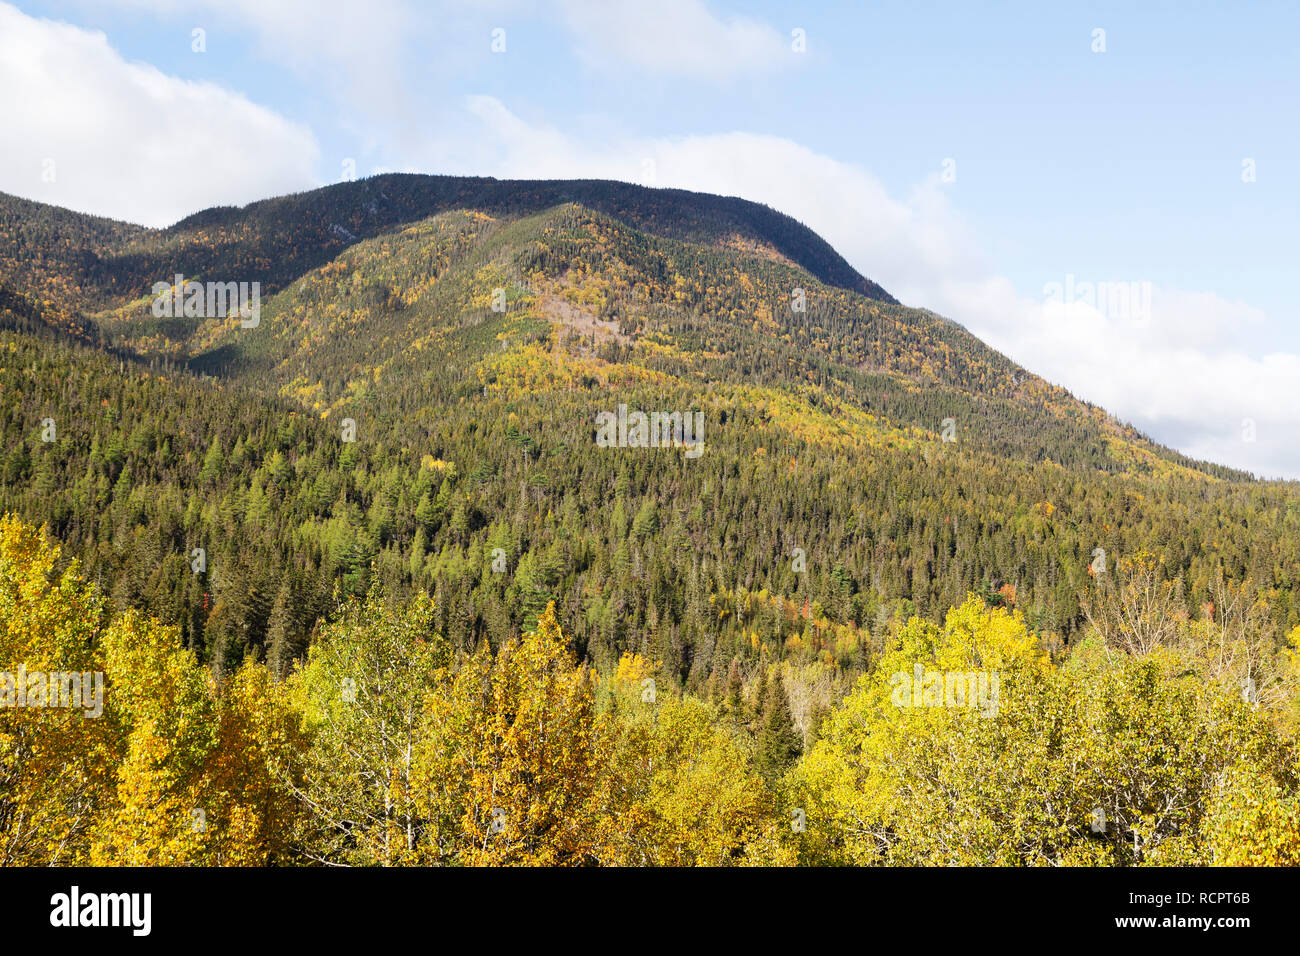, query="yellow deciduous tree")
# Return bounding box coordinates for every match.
[790,596,1297,866]
[287,589,446,866]
[594,660,793,866]
[417,602,605,865]
[0,516,116,865]
[1205,763,1300,866]
[91,614,299,865]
